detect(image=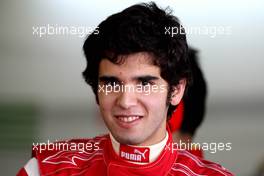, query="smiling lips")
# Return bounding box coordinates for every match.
[115,115,143,123]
